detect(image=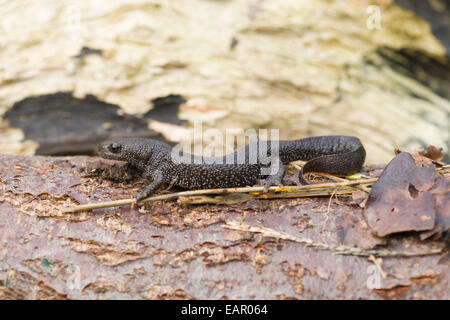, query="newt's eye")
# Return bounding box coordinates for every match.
[109,143,121,153]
